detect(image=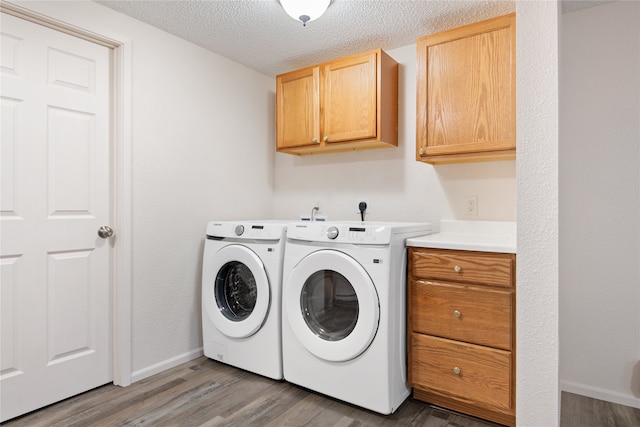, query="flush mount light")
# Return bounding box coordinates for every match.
[279,0,331,27]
